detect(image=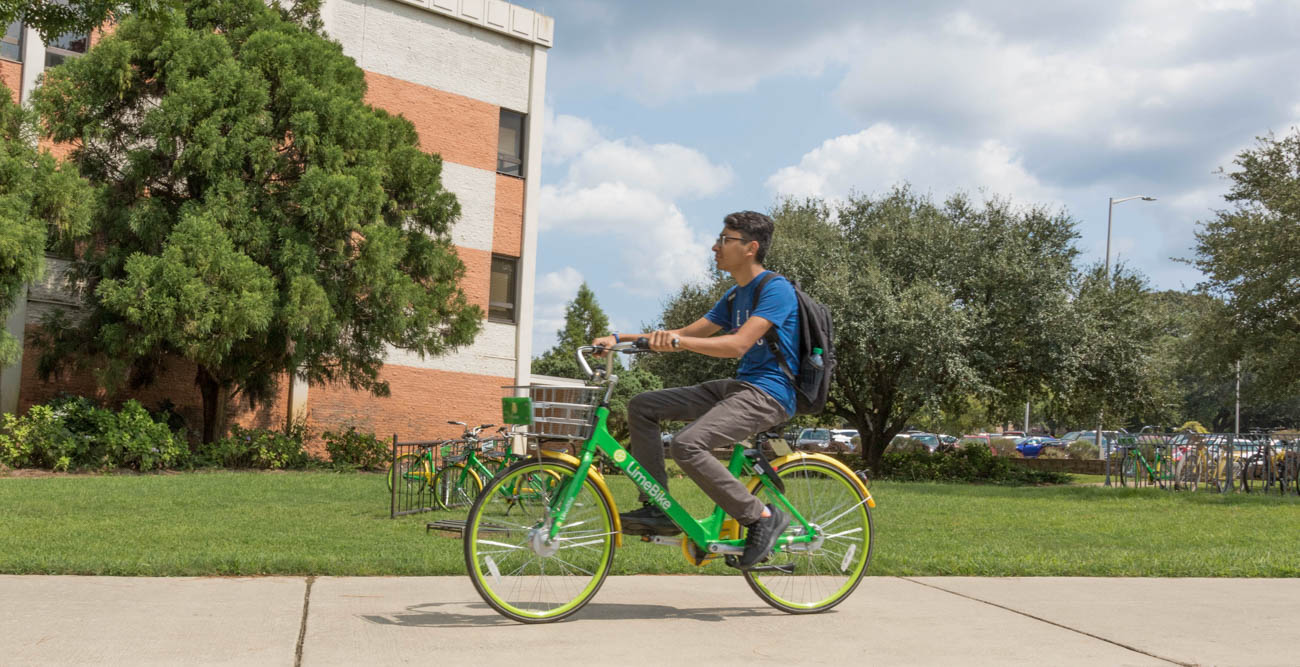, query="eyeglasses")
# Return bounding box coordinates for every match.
[716,234,748,245]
